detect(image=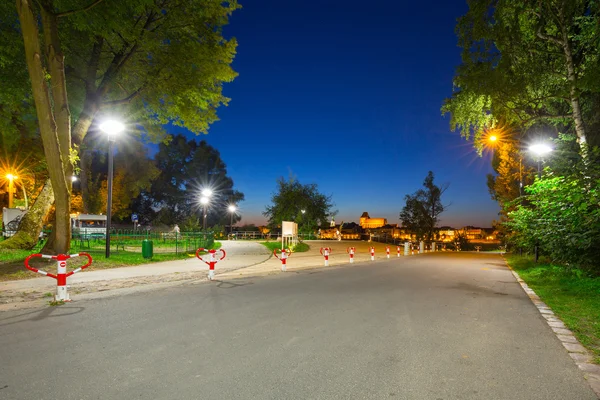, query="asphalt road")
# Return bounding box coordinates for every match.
[0,253,596,400]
